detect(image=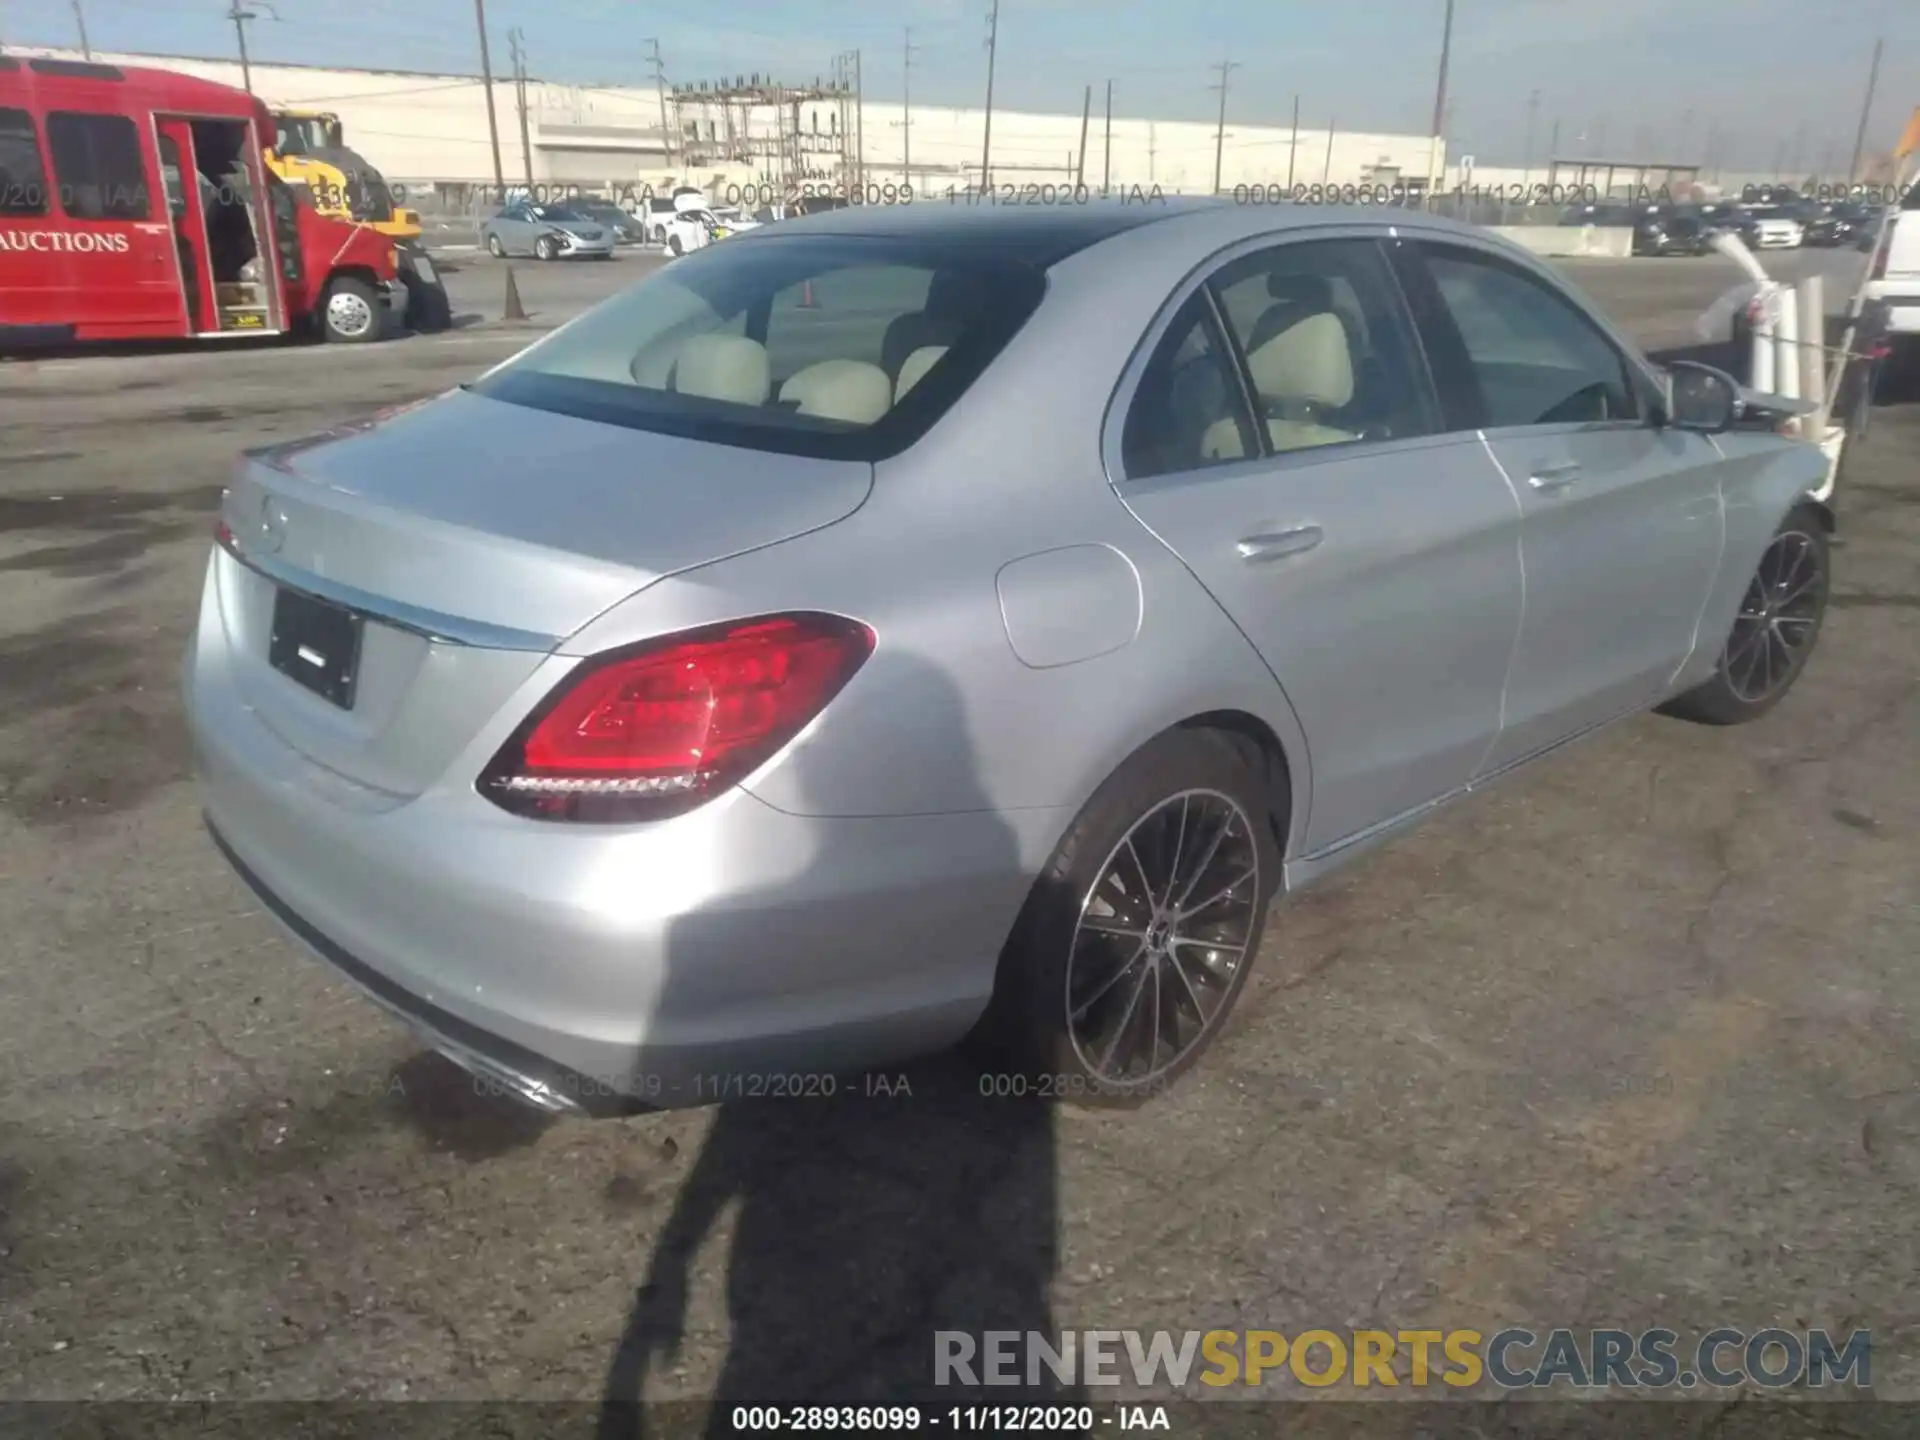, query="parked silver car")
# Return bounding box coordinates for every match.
[187,202,1832,1114]
[480,201,617,260]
